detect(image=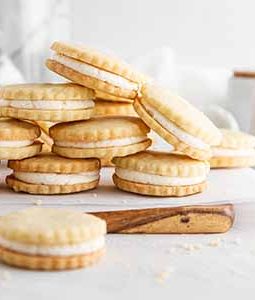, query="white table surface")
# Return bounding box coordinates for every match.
[0,165,255,299]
